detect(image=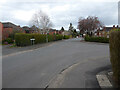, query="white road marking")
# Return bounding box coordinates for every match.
[96,75,112,88]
